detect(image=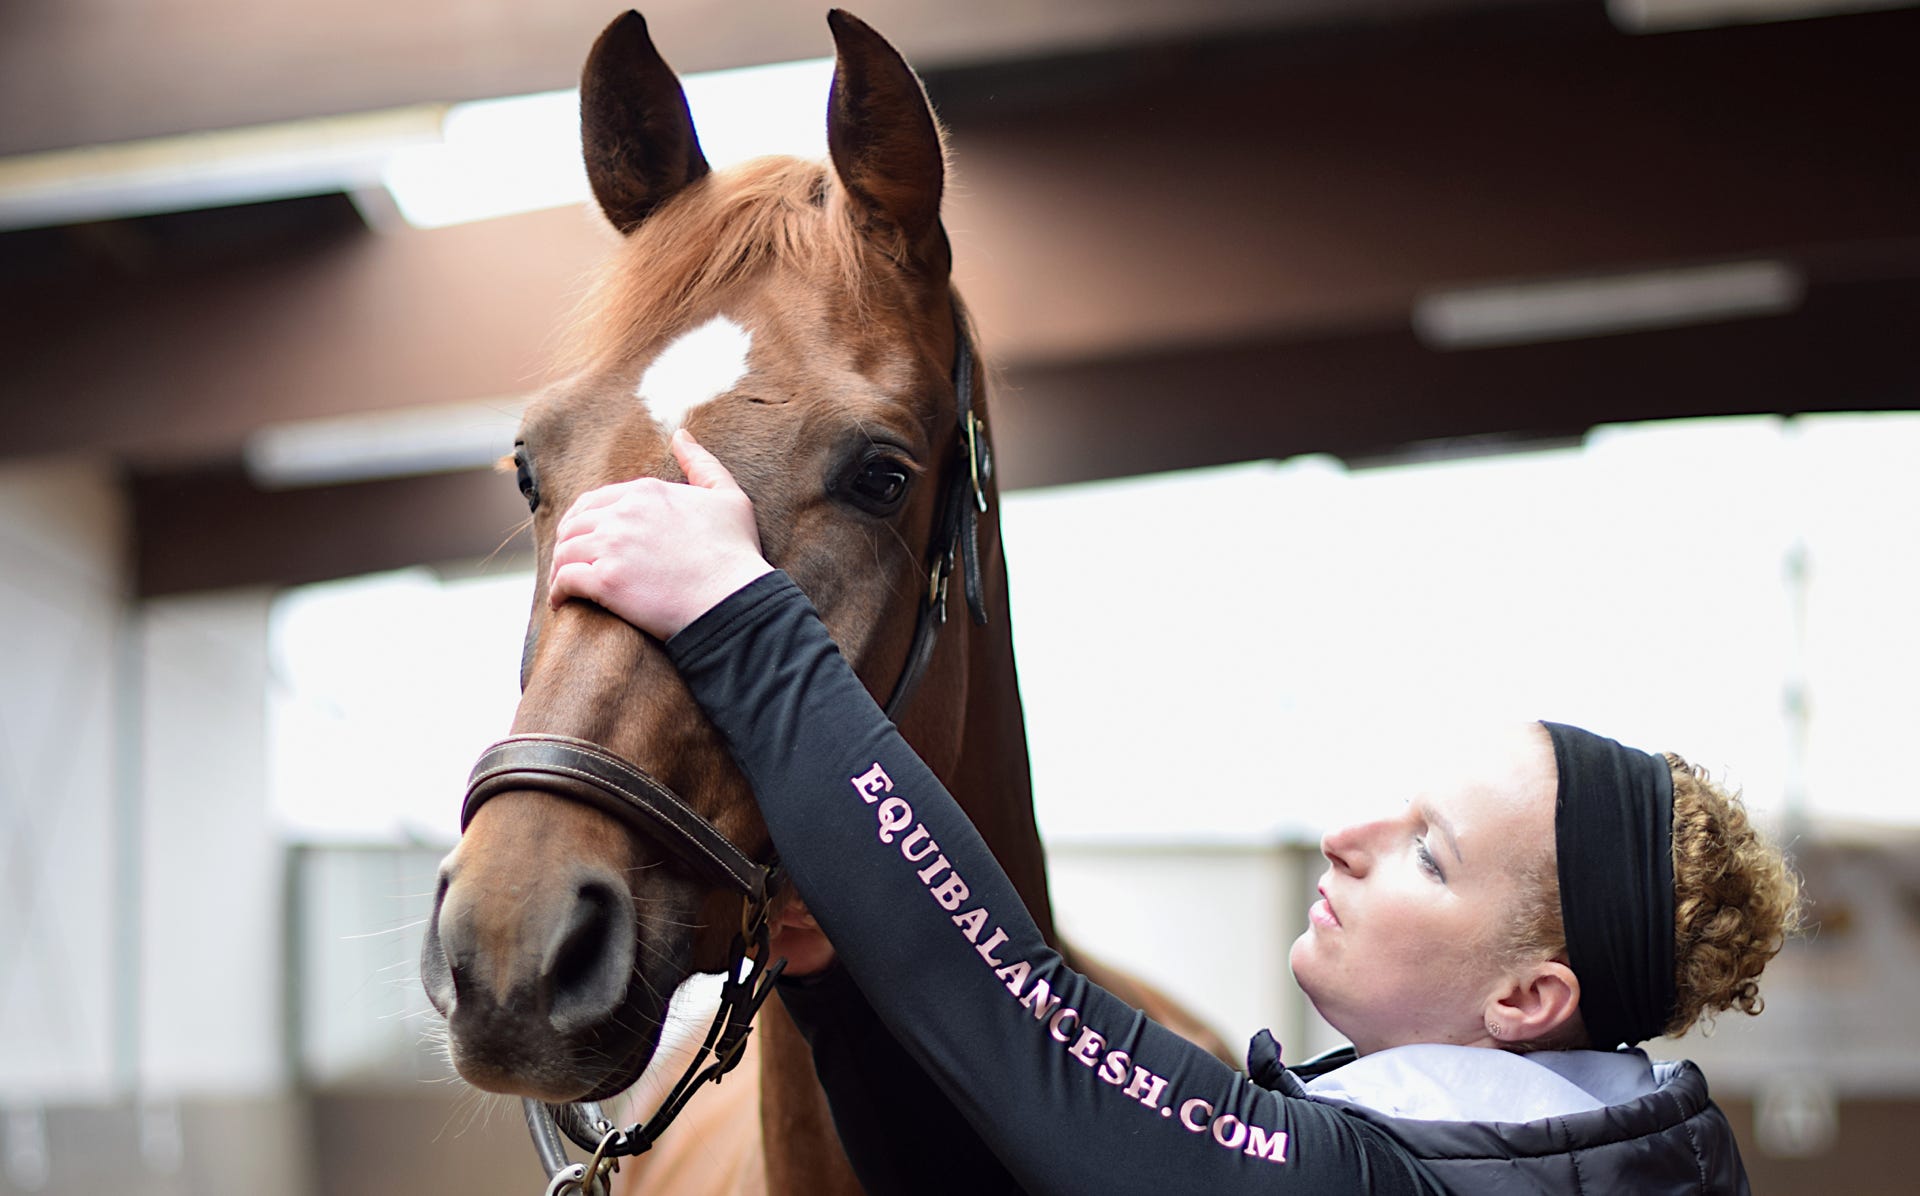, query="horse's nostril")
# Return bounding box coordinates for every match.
[551,887,611,992]
[545,874,635,1031]
[420,867,459,1015]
